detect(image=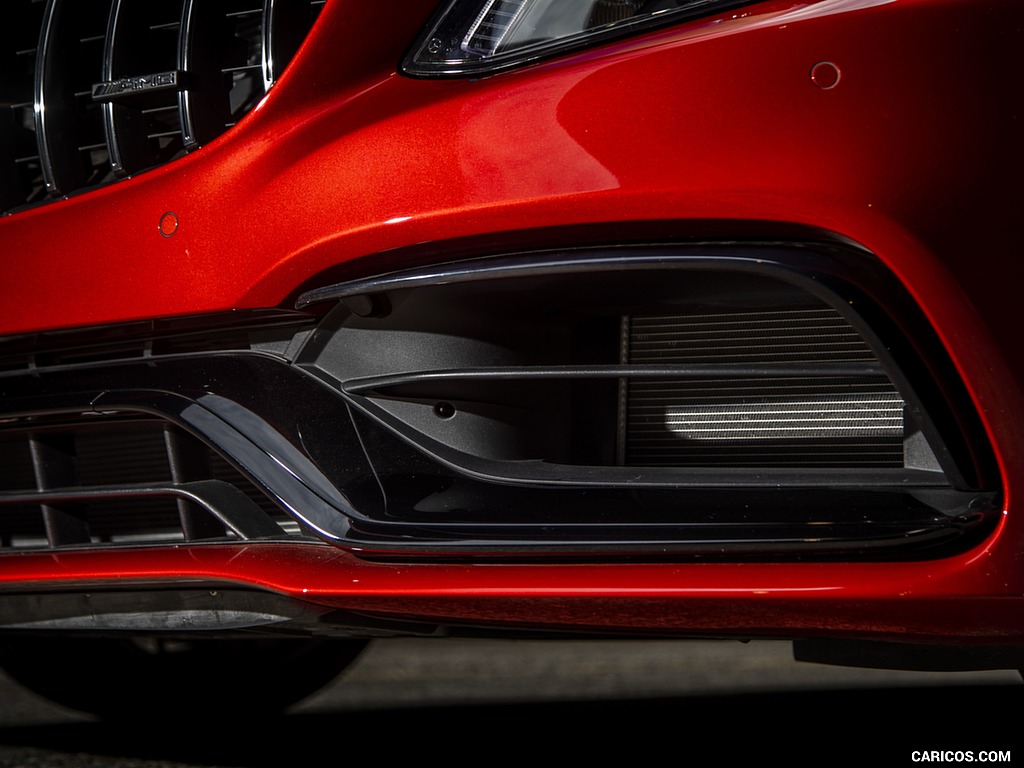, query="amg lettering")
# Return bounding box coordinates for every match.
[91,71,184,102]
